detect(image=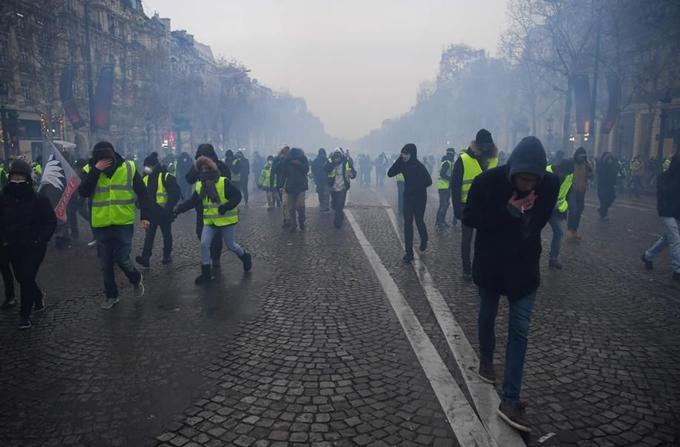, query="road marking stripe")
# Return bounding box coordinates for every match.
[375,193,526,446]
[345,210,499,447]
